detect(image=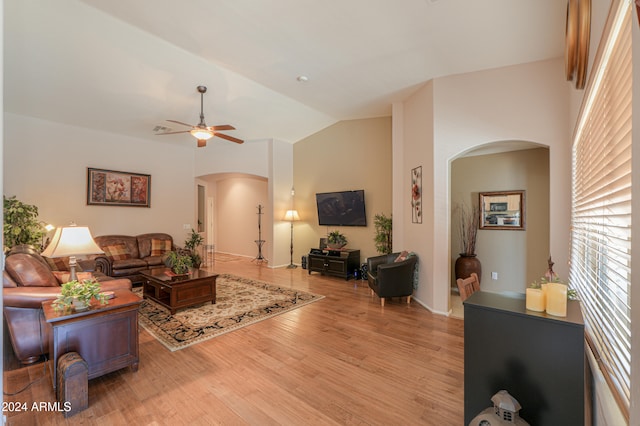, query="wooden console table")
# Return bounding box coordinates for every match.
[42,289,141,390]
[308,249,360,280]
